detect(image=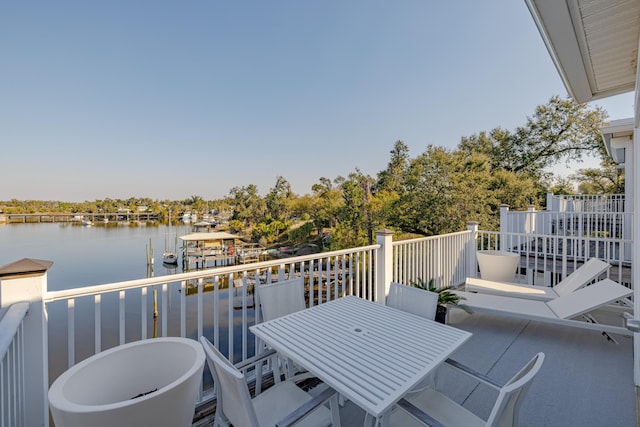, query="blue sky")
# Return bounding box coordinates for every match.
[1,1,634,202]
